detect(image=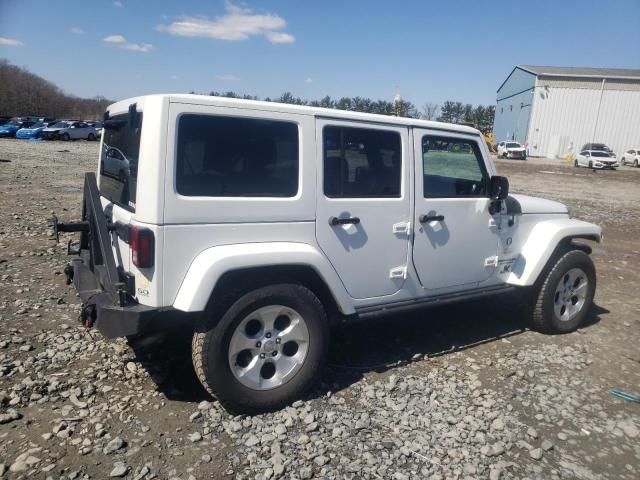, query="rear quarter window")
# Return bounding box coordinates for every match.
[176,114,299,197]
